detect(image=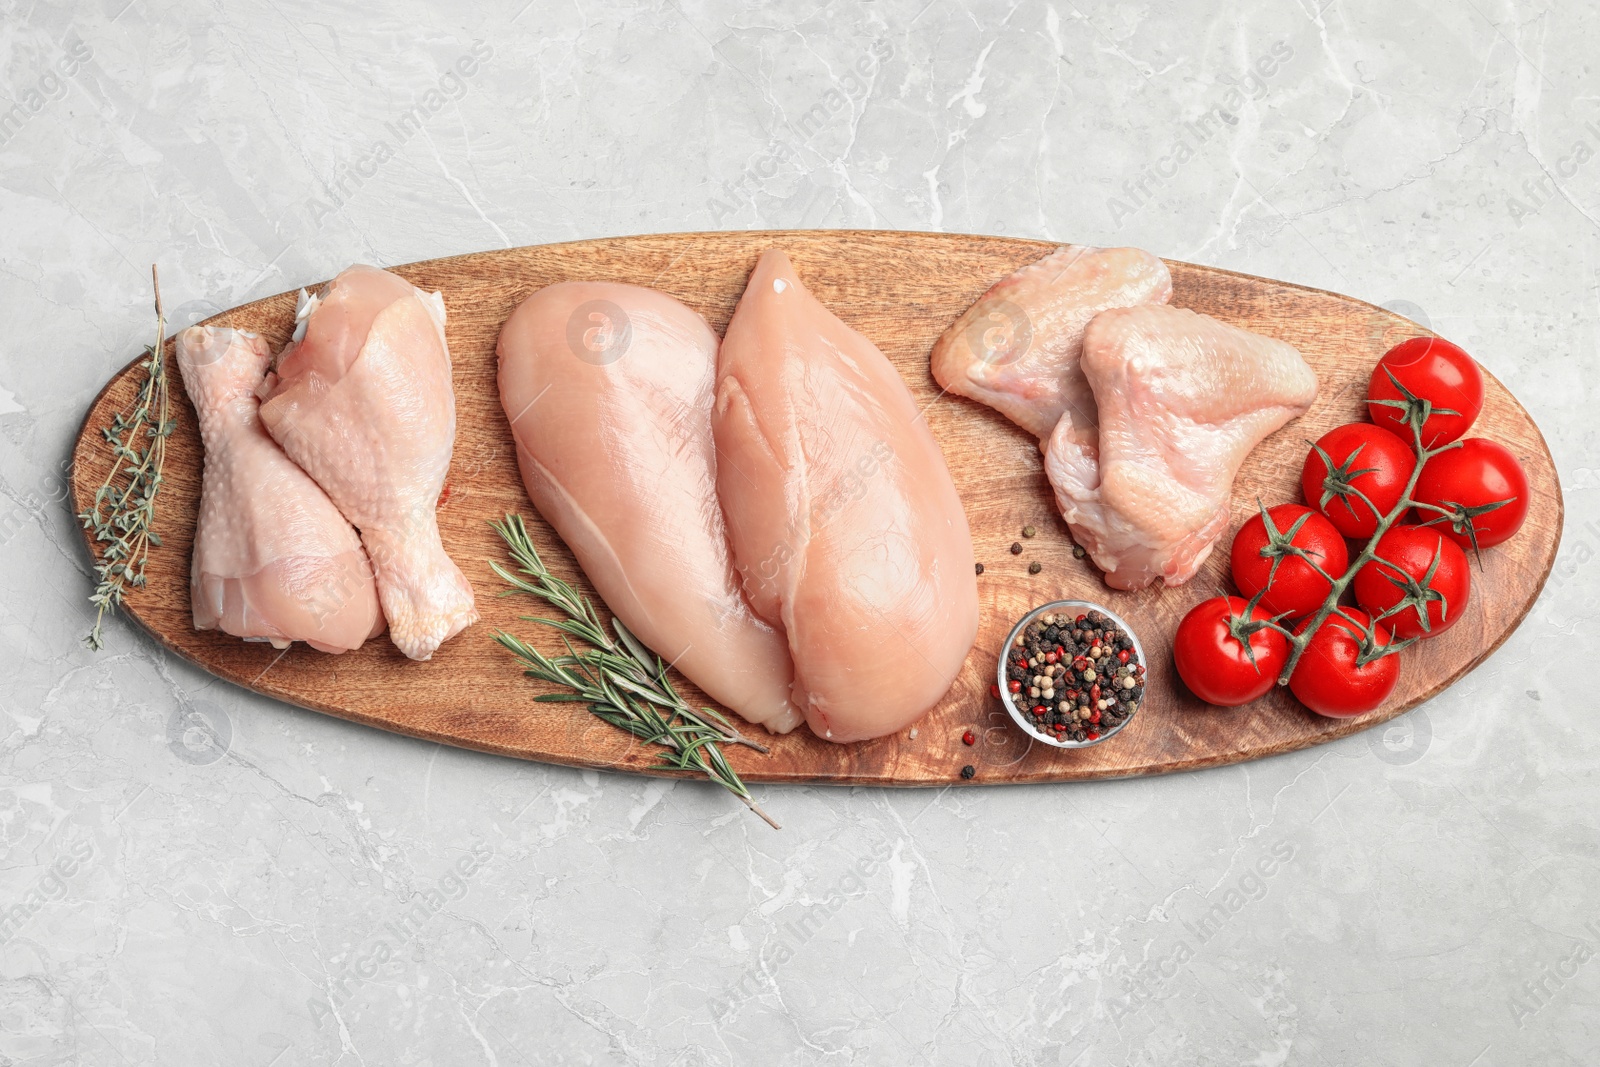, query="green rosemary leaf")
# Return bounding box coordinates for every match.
[490,513,778,829]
